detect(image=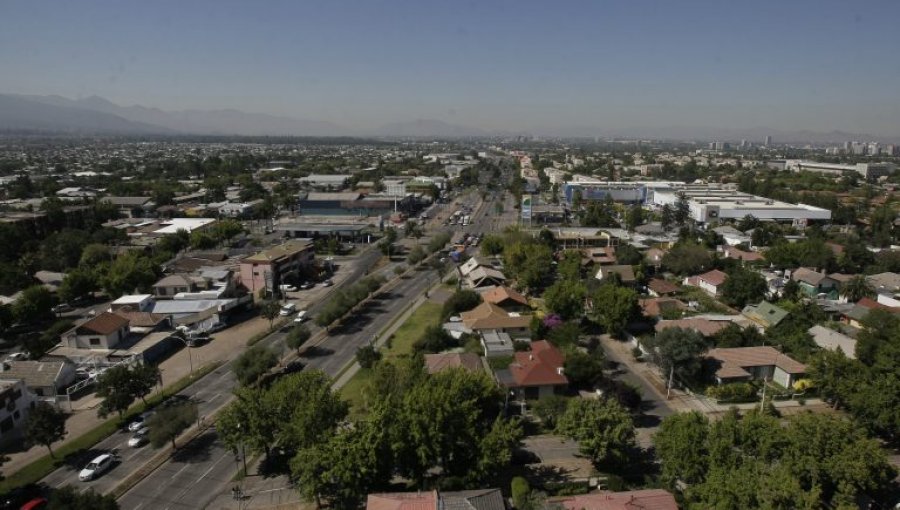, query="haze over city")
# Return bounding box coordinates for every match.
[2,0,900,138]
